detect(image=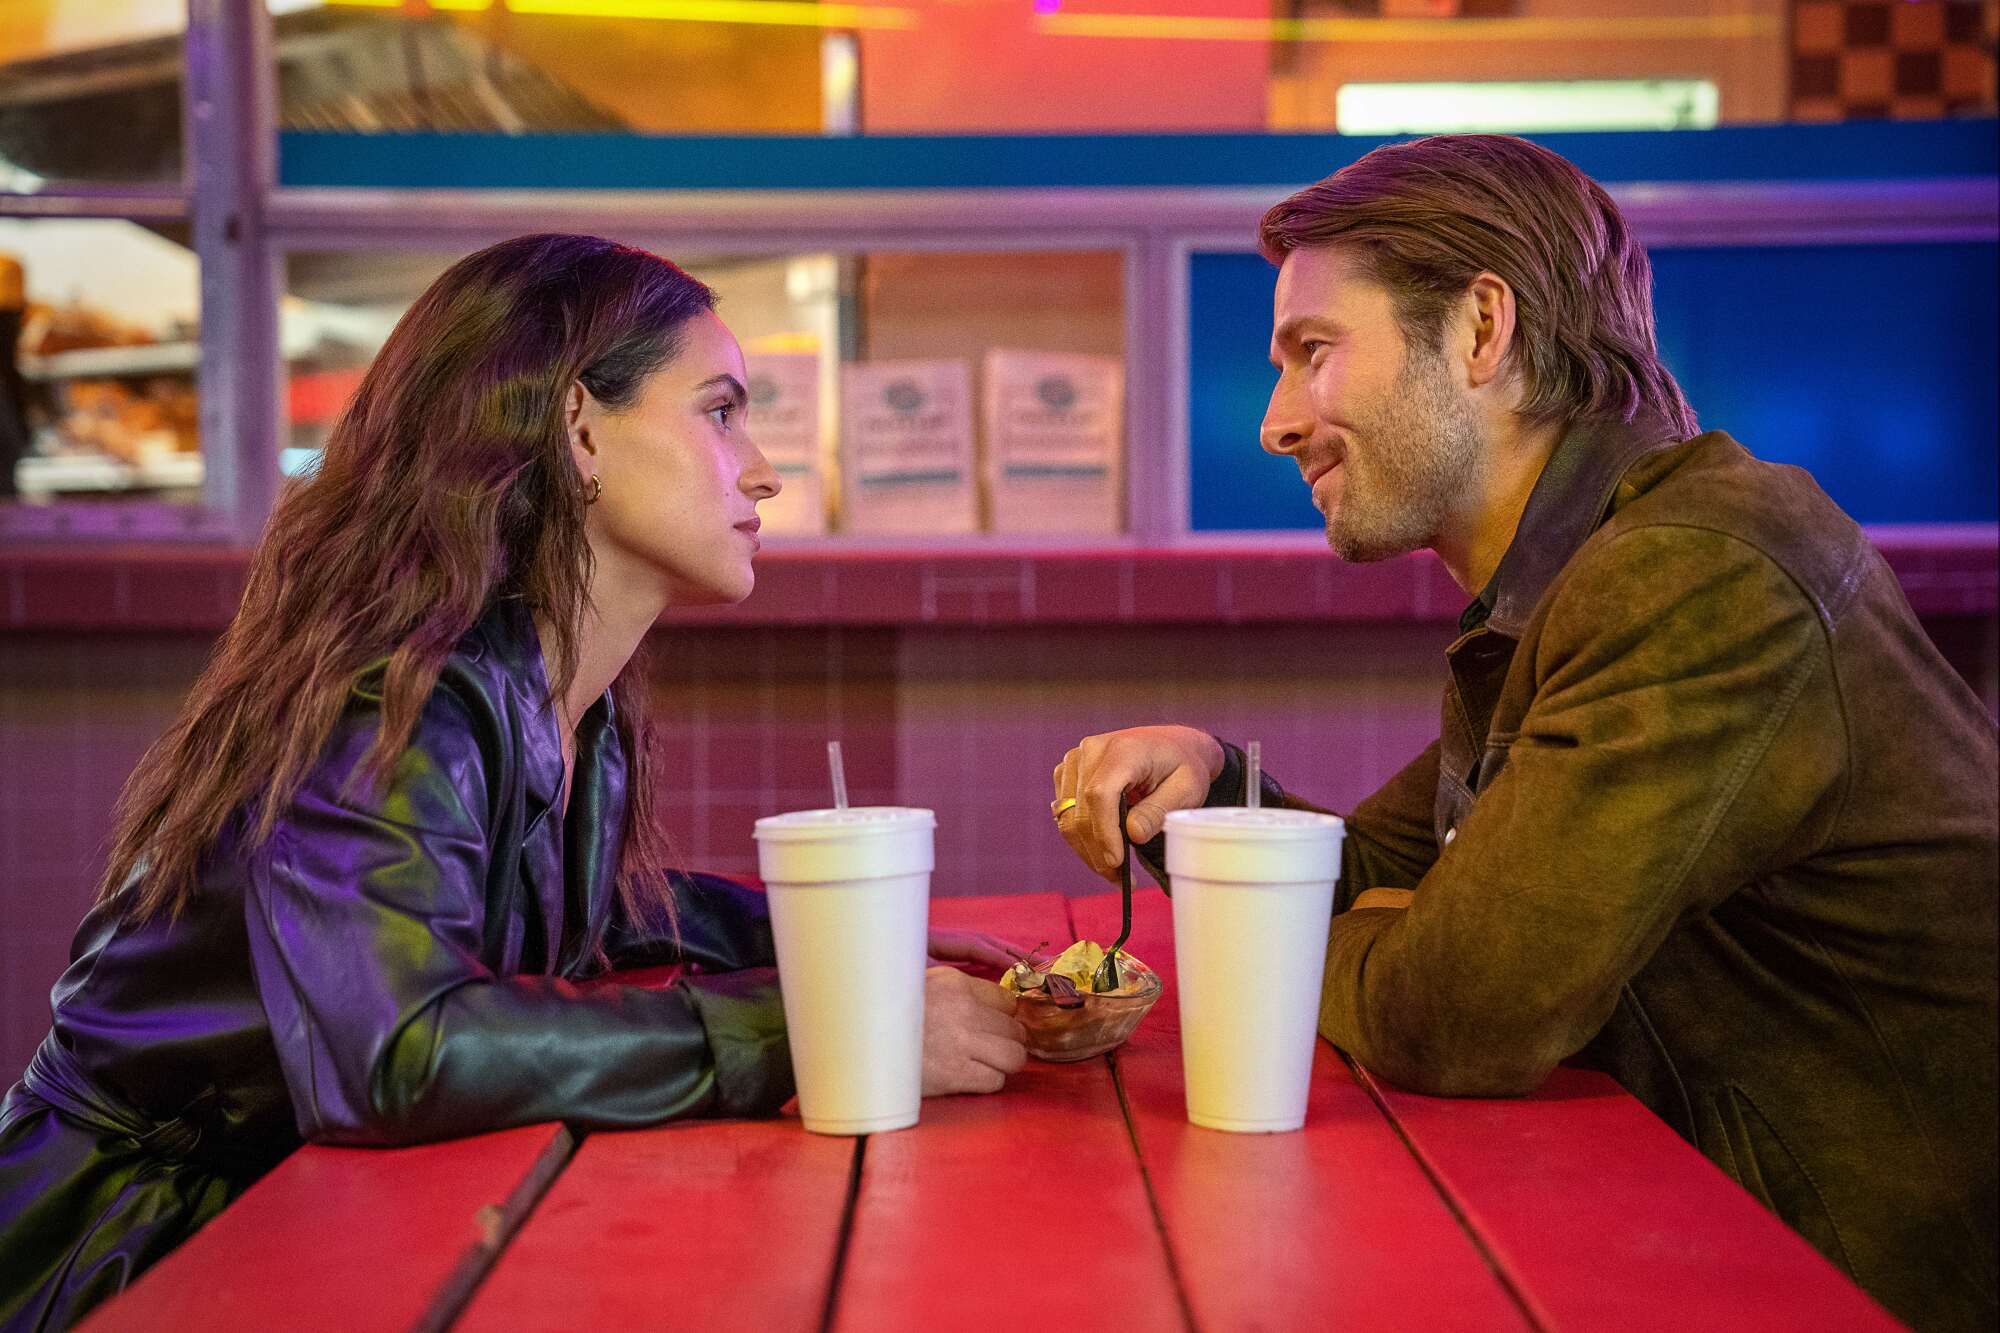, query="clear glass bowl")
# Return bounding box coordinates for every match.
[1013,960,1162,1062]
